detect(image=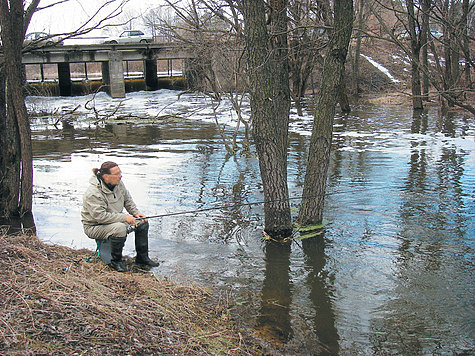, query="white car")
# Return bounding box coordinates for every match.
[103,30,153,44]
